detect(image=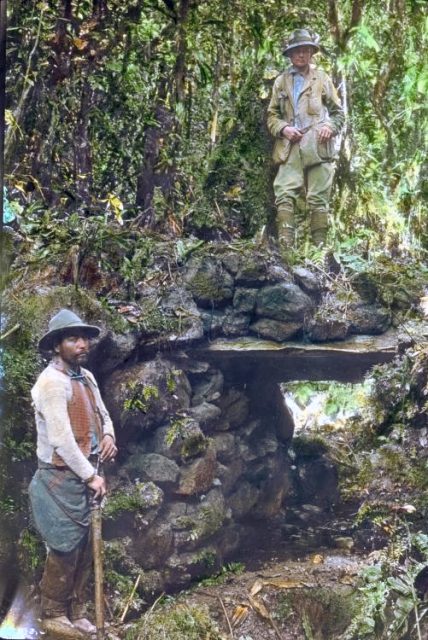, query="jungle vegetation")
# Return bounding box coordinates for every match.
[1,3,428,638]
[3,0,427,258]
